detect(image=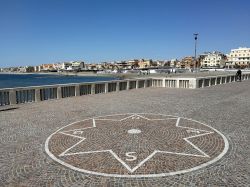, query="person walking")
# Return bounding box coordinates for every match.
[236,69,242,81]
